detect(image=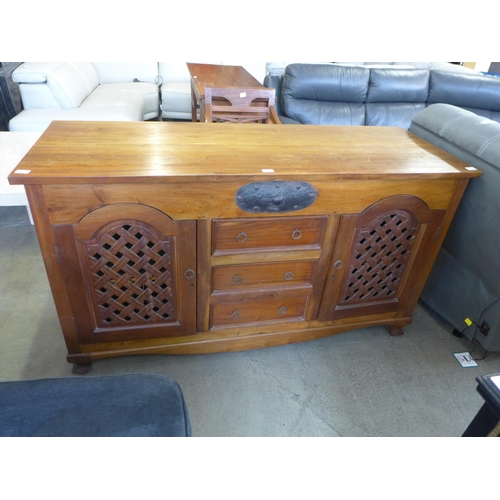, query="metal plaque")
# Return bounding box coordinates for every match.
[235,181,317,213]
